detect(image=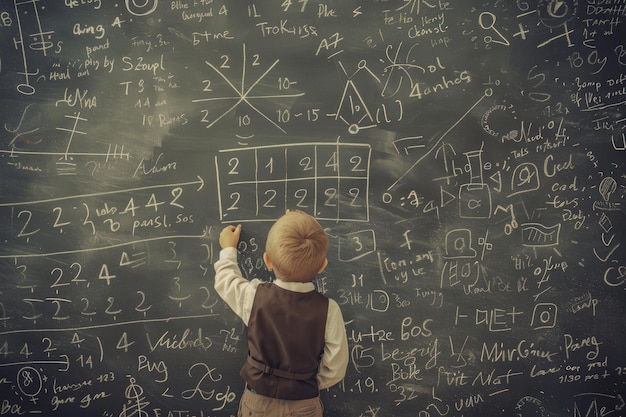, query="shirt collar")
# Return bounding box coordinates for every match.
[274,278,315,293]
